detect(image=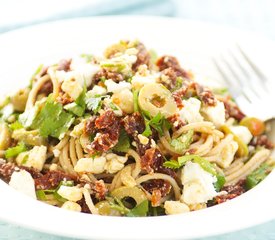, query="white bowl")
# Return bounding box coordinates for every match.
[0,16,274,240]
